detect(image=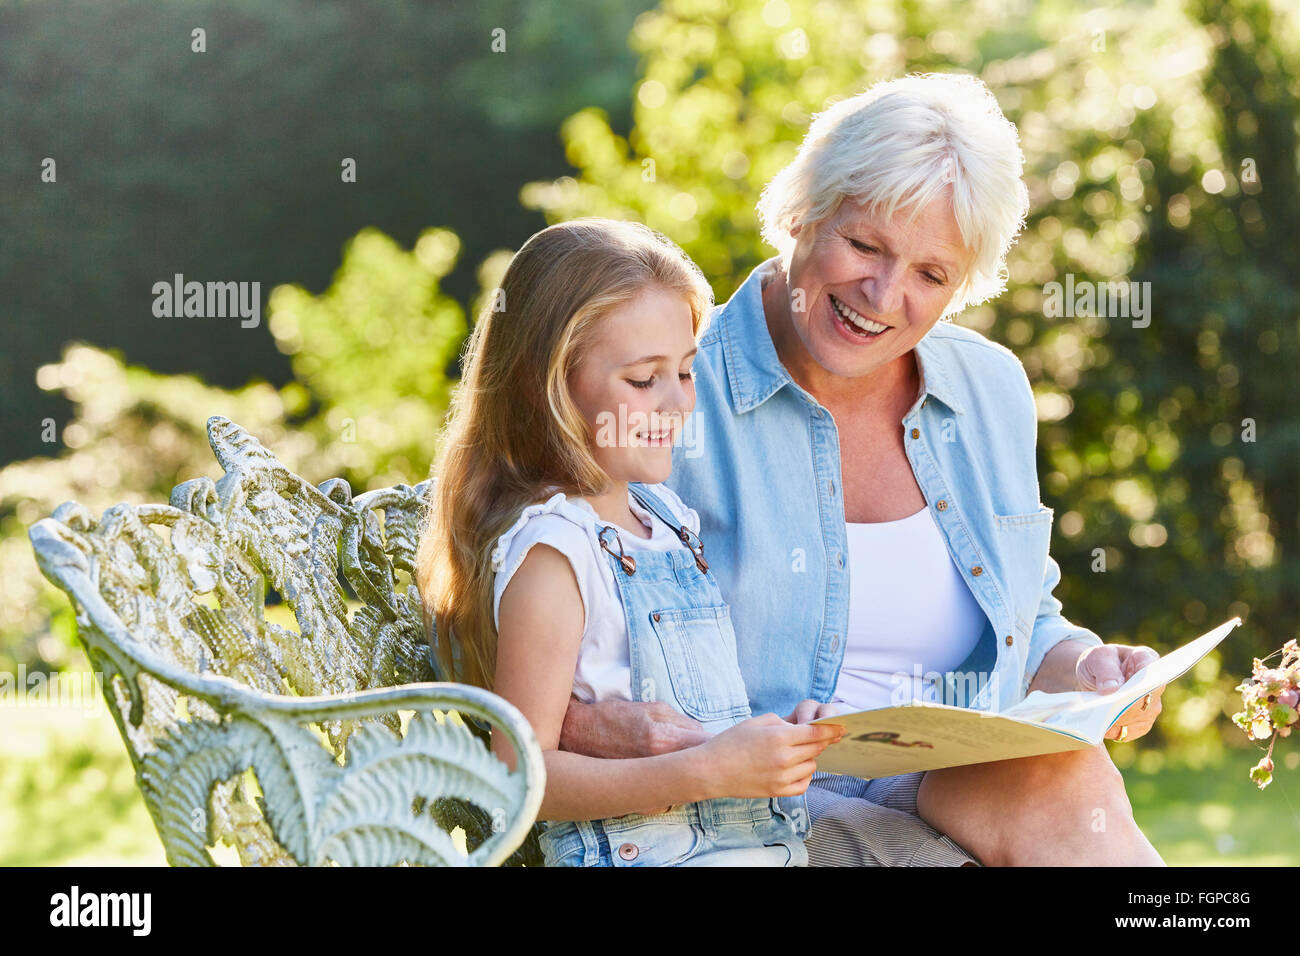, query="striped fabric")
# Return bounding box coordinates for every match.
[804,770,982,867]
